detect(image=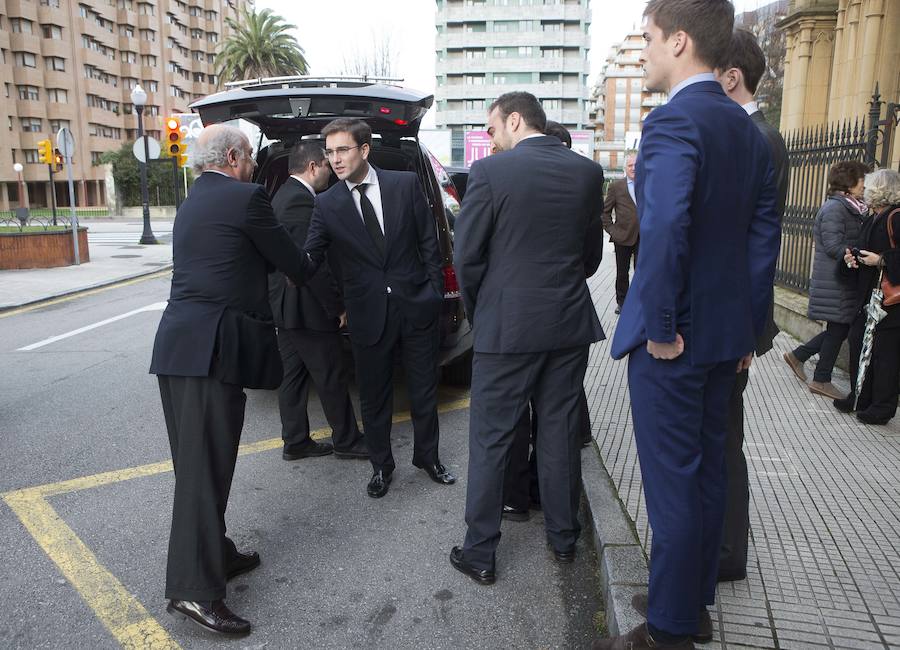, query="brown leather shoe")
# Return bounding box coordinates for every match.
[631,594,712,644]
[783,351,807,383]
[809,381,844,400]
[591,622,695,649]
